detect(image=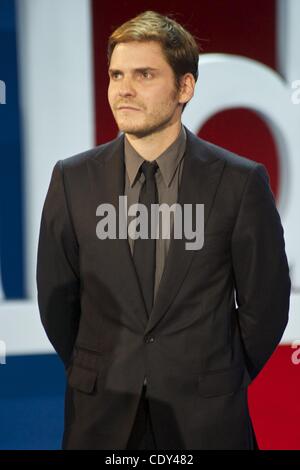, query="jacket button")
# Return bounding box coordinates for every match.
[144,335,155,343]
